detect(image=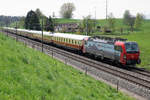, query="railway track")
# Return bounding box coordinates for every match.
[1,30,150,98]
[128,67,150,77]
